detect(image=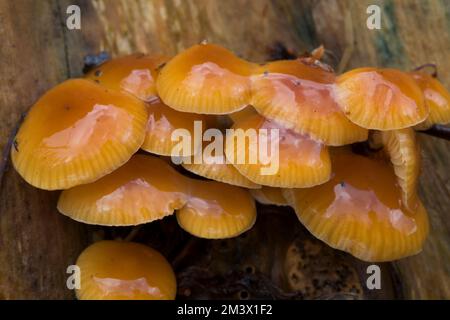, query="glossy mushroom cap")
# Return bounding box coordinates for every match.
[181,142,261,189]
[335,68,428,130]
[251,59,368,145]
[283,152,429,262]
[176,179,257,239]
[58,154,257,238]
[156,43,256,114]
[141,100,209,156]
[76,241,176,300]
[225,114,331,188]
[85,53,169,102]
[250,186,287,206]
[410,71,450,129]
[11,79,148,190]
[58,155,189,226]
